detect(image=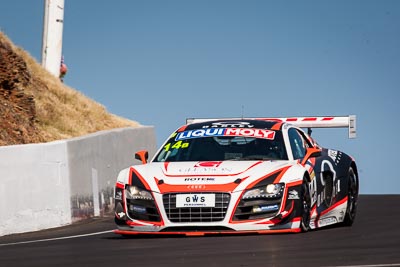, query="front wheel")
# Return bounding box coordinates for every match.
[343,167,358,226]
[300,178,311,232]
